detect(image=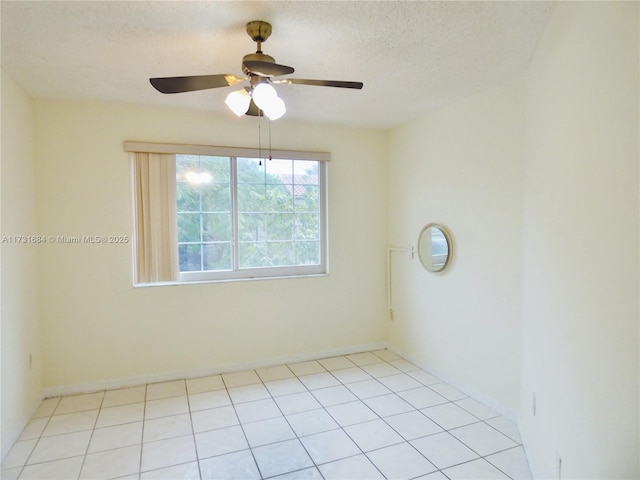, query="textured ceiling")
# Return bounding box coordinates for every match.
[1,1,555,129]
